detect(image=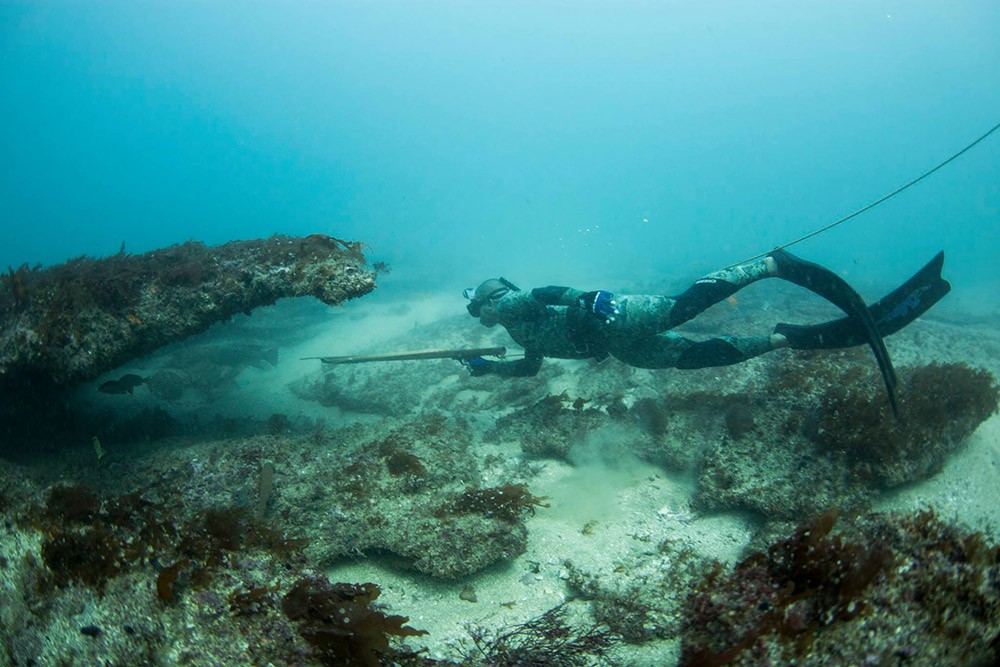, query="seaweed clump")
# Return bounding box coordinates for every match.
[462,604,618,666]
[680,510,892,664]
[680,510,1000,665]
[814,363,998,486]
[41,524,124,590]
[882,510,1000,655]
[31,484,174,593]
[169,506,309,594]
[377,438,427,479]
[439,484,550,523]
[281,576,427,666]
[0,263,38,314]
[229,584,279,617]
